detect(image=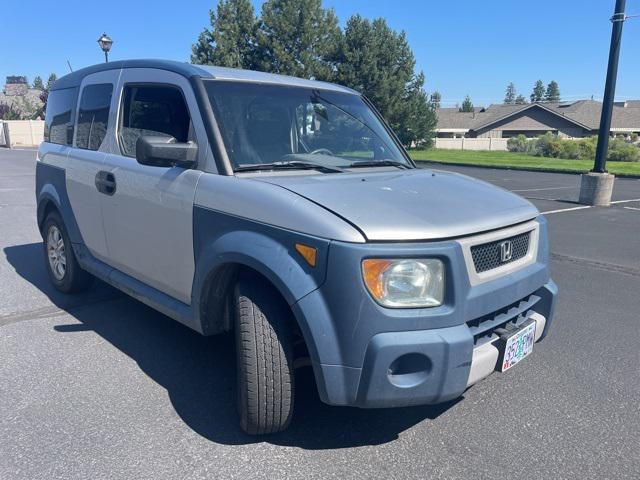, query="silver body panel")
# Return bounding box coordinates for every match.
[255,169,539,241]
[100,69,208,304]
[193,175,366,243]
